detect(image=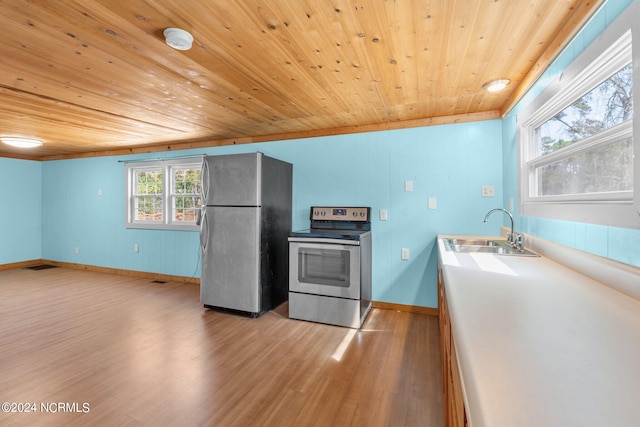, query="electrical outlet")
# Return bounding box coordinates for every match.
[482,185,495,197]
[428,197,437,210]
[74,247,79,255]
[379,209,388,221]
[134,243,139,253]
[404,180,413,192]
[401,248,410,260]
